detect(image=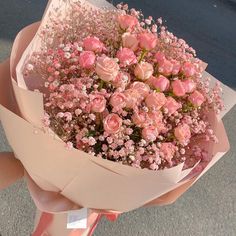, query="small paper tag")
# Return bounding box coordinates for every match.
[67,208,88,229]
